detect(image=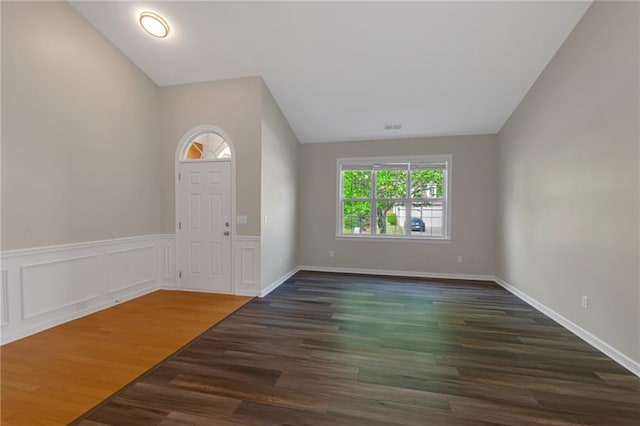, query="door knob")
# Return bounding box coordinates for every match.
[224,231,230,236]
